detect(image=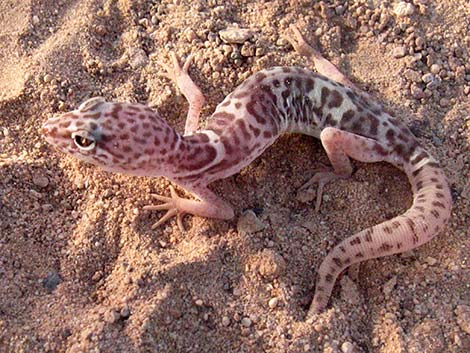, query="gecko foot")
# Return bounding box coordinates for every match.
[143,185,186,231]
[299,166,346,212]
[160,52,194,82]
